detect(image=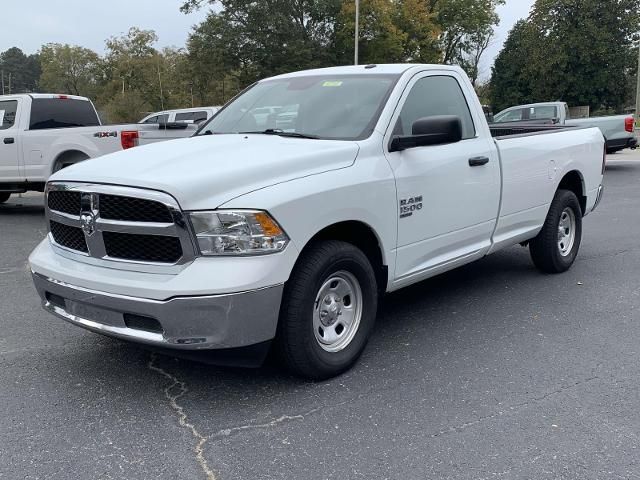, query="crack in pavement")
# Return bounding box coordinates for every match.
[148,354,217,480]
[213,413,307,438]
[210,403,330,440]
[429,375,601,438]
